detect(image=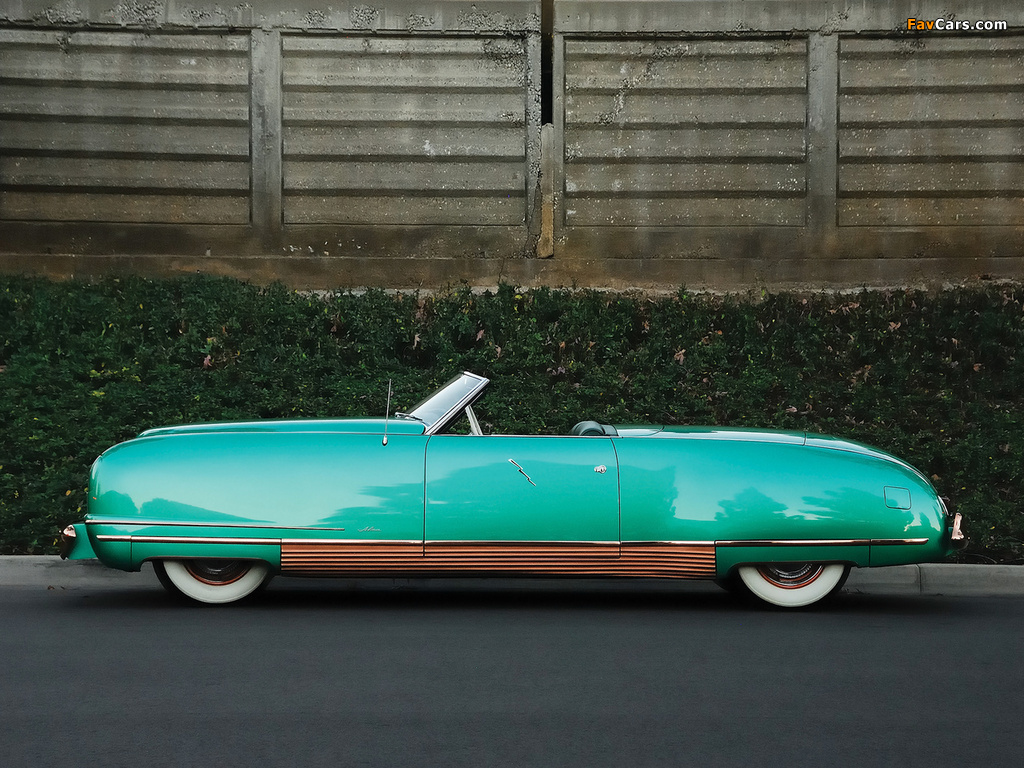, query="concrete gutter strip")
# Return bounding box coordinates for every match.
[1,557,1023,596]
[0,557,160,588]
